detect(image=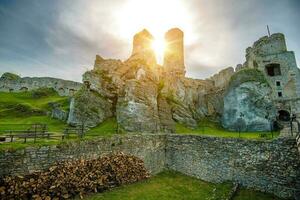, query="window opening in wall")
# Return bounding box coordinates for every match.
[278,110,290,121]
[276,81,281,86]
[278,92,282,97]
[265,63,281,76]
